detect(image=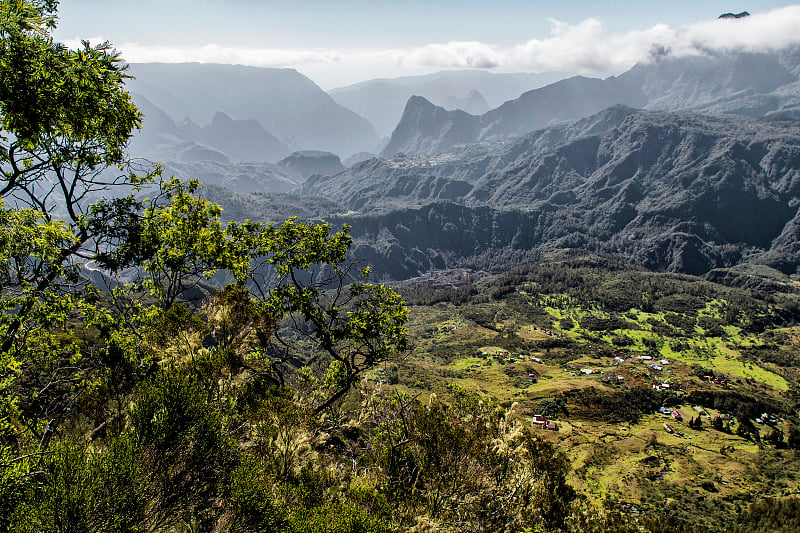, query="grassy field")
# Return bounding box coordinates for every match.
[383,254,800,523]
